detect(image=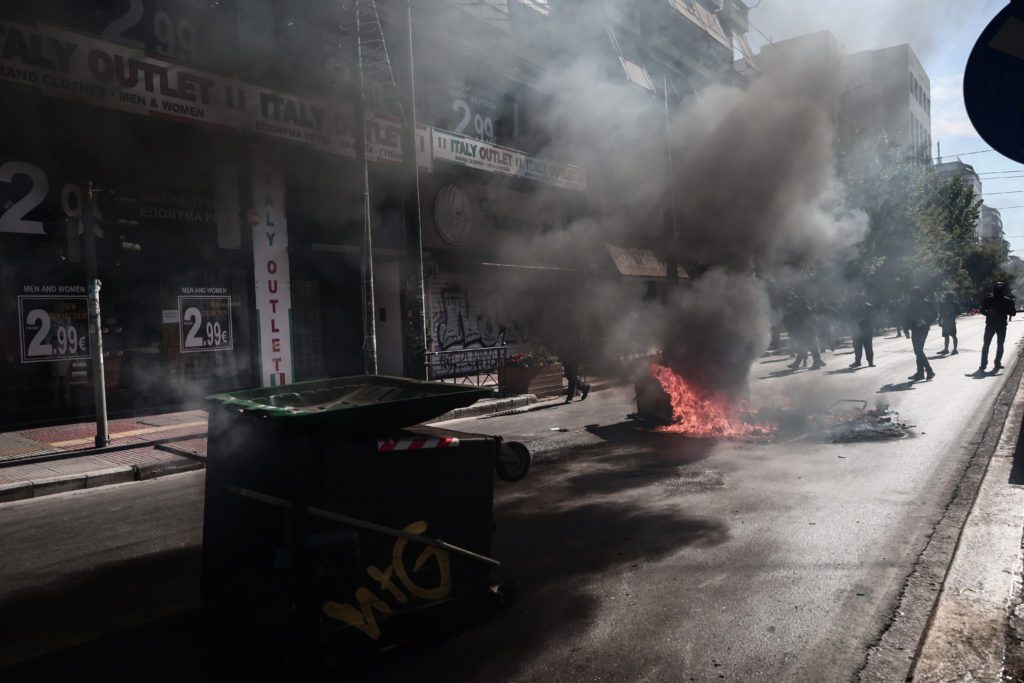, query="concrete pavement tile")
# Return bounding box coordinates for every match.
[136,411,207,427]
[0,433,50,459]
